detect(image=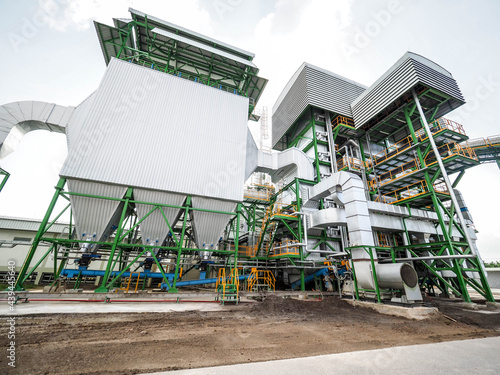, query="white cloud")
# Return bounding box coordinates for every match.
[252,0,354,110]
[37,0,213,35]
